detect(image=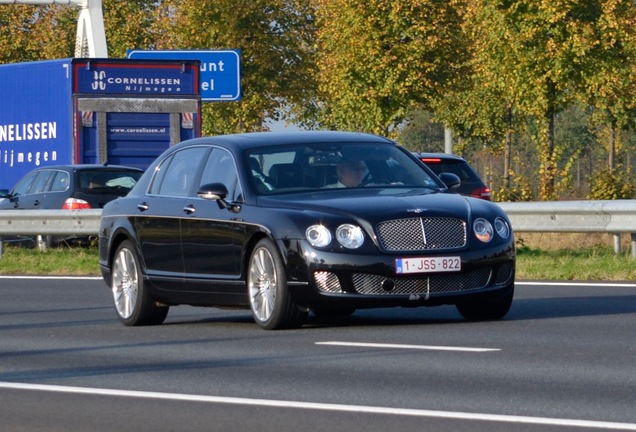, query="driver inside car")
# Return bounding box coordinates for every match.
[329,159,369,188]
